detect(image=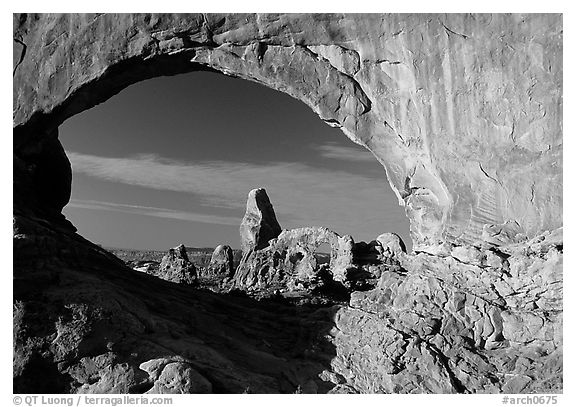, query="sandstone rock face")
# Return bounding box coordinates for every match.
[204,244,234,278]
[13,13,562,249]
[239,188,282,253]
[156,245,197,285]
[340,228,562,393]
